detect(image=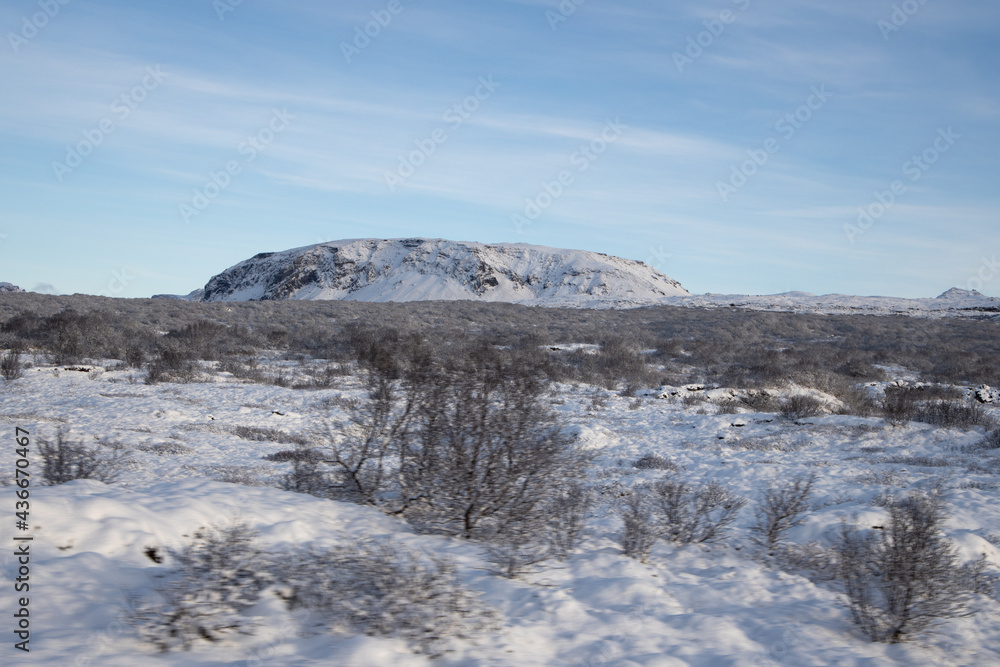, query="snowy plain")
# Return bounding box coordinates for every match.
[2,358,1000,666]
